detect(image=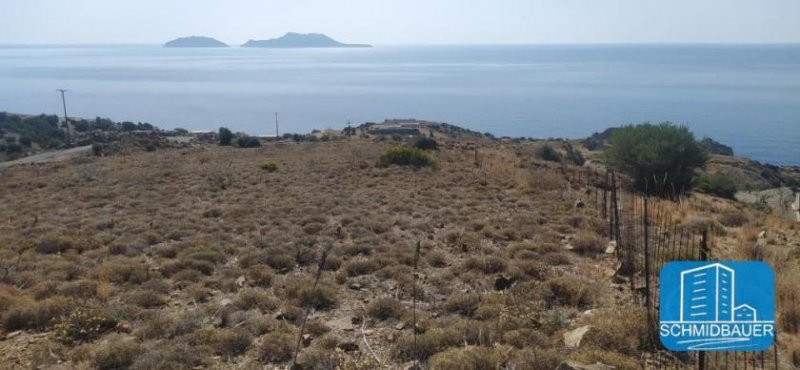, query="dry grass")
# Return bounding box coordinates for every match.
[0,136,792,367]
